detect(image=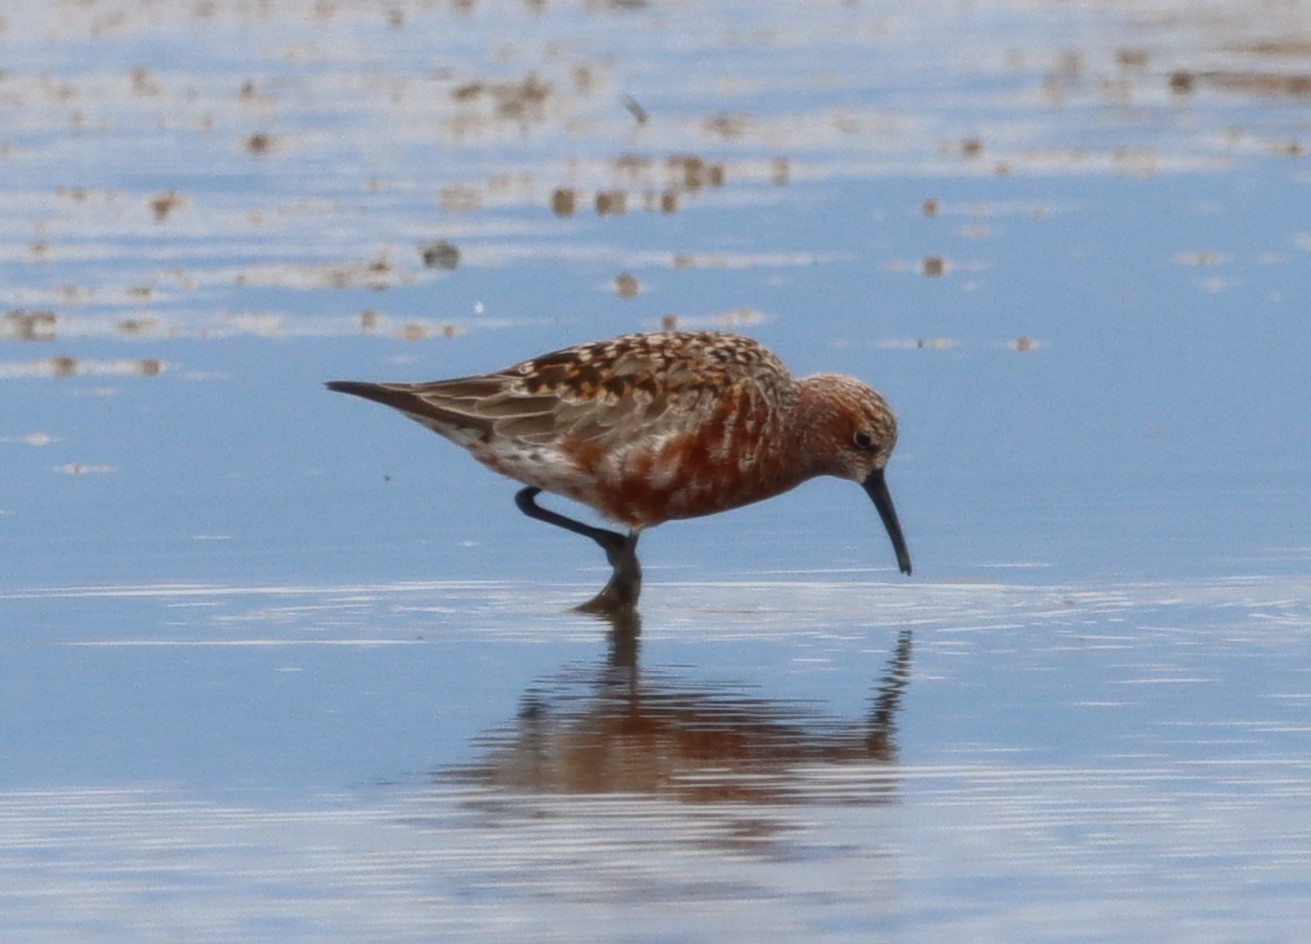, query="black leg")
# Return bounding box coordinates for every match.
[515,486,622,545]
[577,530,641,614]
[514,487,643,611]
